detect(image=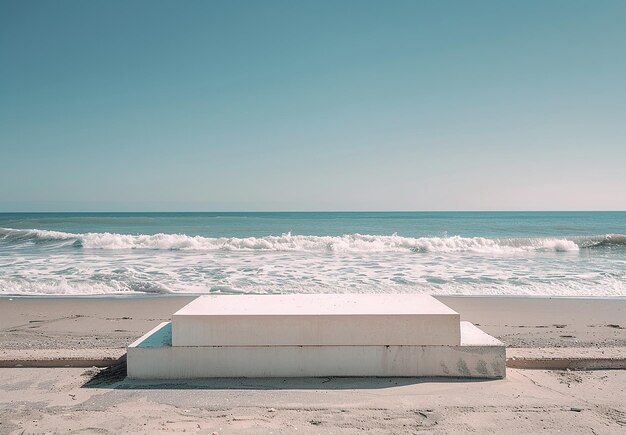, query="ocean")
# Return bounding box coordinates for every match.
[0,212,624,297]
